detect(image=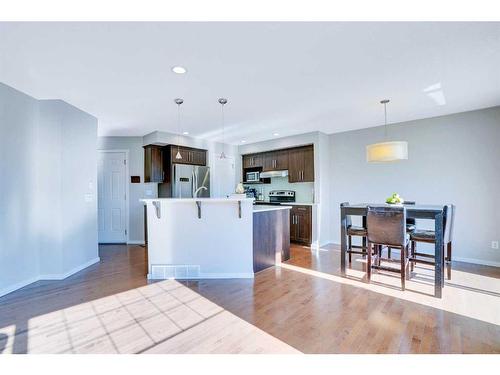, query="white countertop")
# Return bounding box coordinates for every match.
[141,198,254,203]
[255,201,315,206]
[253,205,292,213]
